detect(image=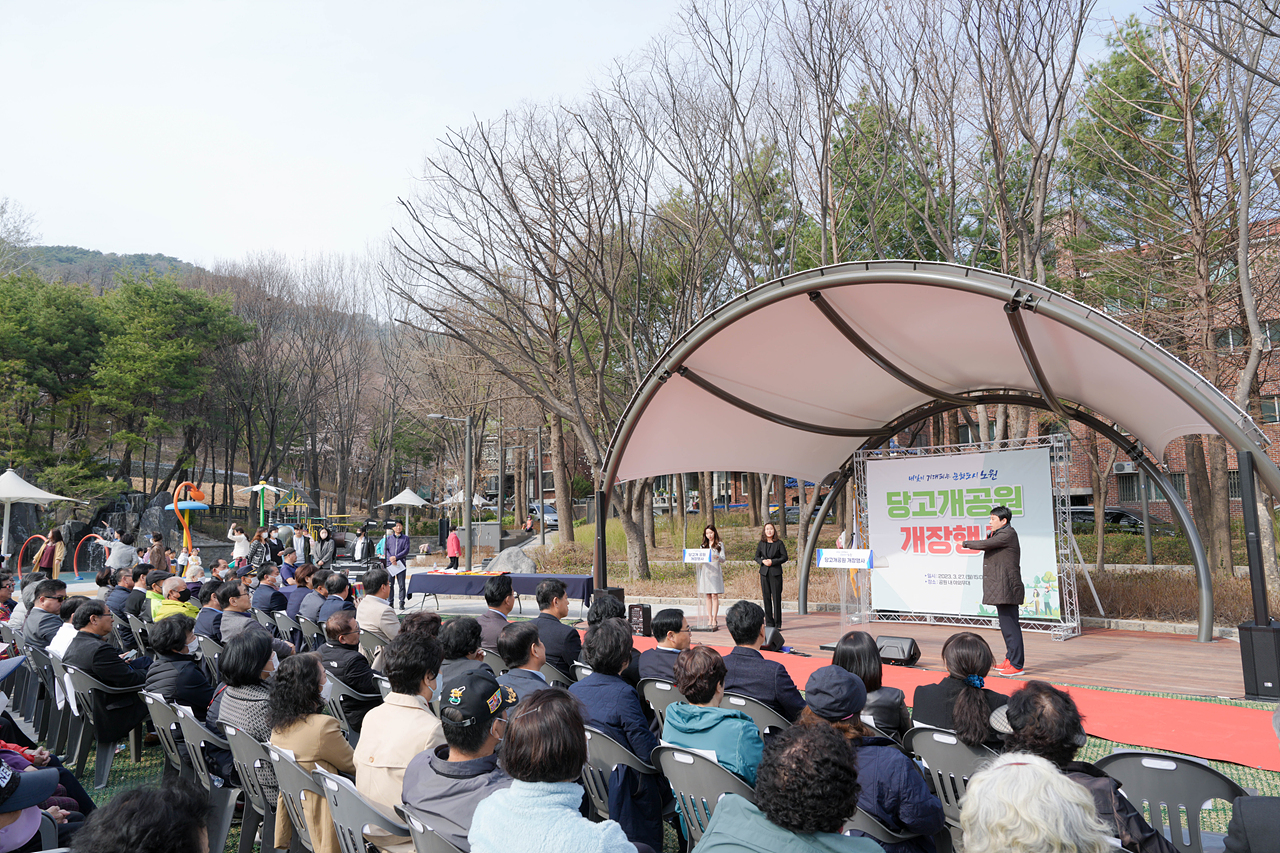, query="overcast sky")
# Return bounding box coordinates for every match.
[1,0,1149,268]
